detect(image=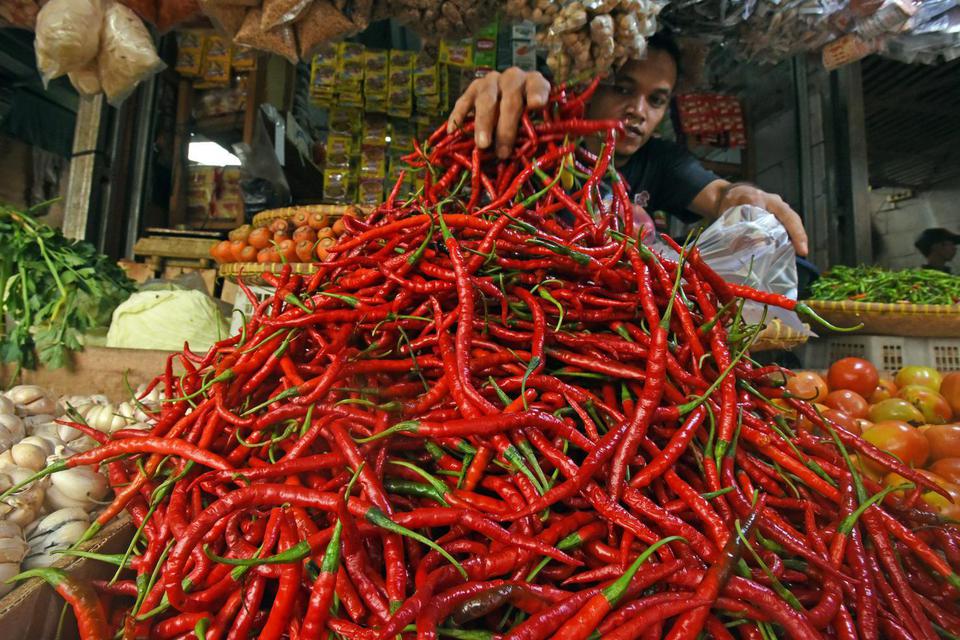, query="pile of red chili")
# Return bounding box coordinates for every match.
[13,81,960,640]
